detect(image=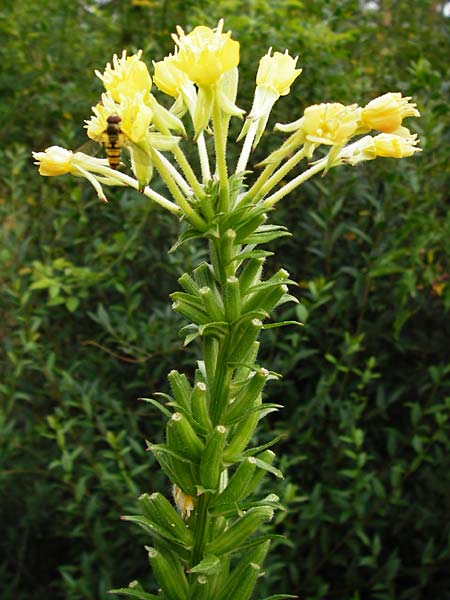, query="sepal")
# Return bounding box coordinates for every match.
[108,584,159,599]
[199,425,228,490]
[211,457,257,510]
[206,506,274,555]
[138,492,193,547]
[215,539,271,600]
[147,546,189,600]
[166,412,204,461]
